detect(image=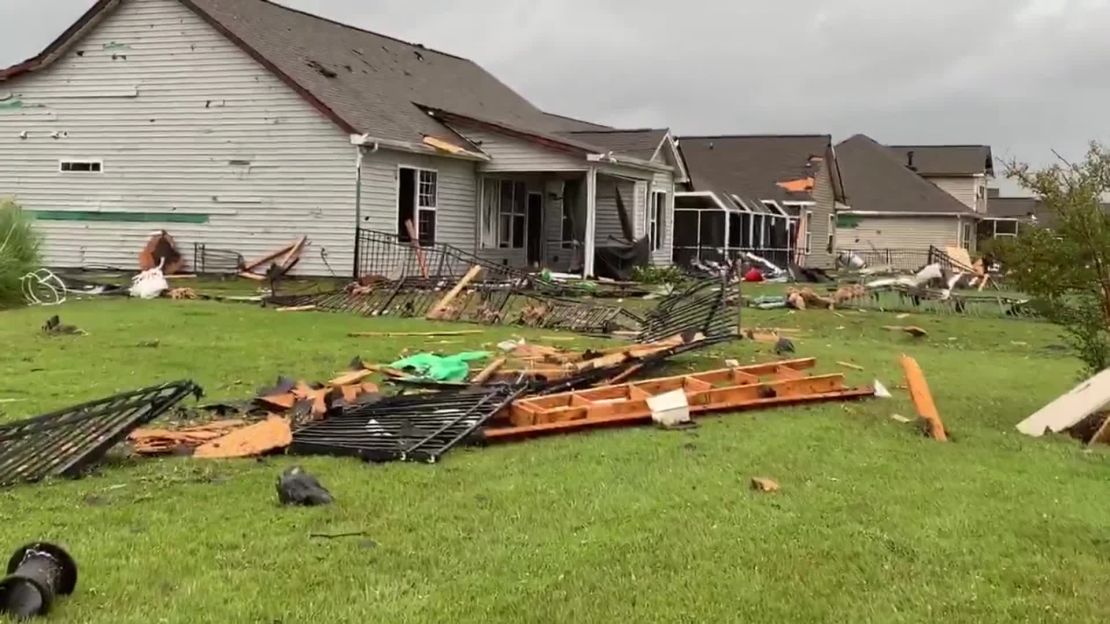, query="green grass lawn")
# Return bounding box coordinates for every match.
[2,296,1109,623]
